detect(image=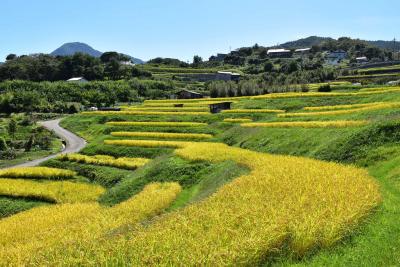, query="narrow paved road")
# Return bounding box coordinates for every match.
[2,118,86,169]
